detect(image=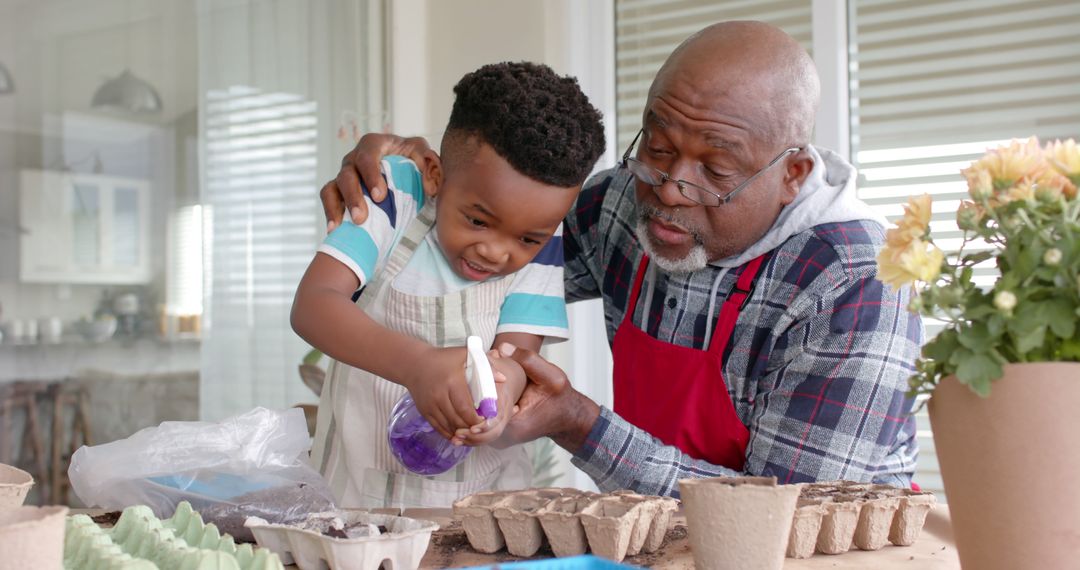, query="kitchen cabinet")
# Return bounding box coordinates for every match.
[19,170,152,284]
